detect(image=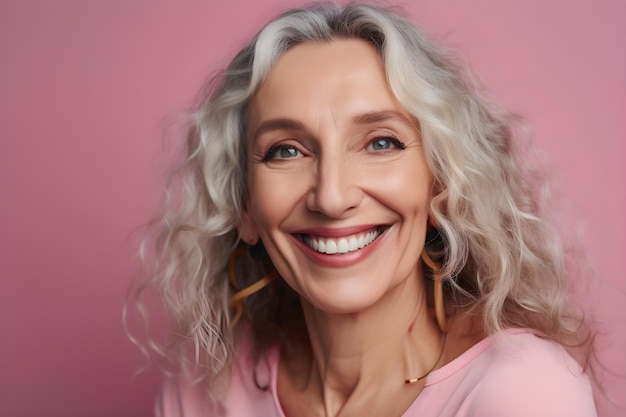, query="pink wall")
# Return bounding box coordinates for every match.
[1,1,624,416]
